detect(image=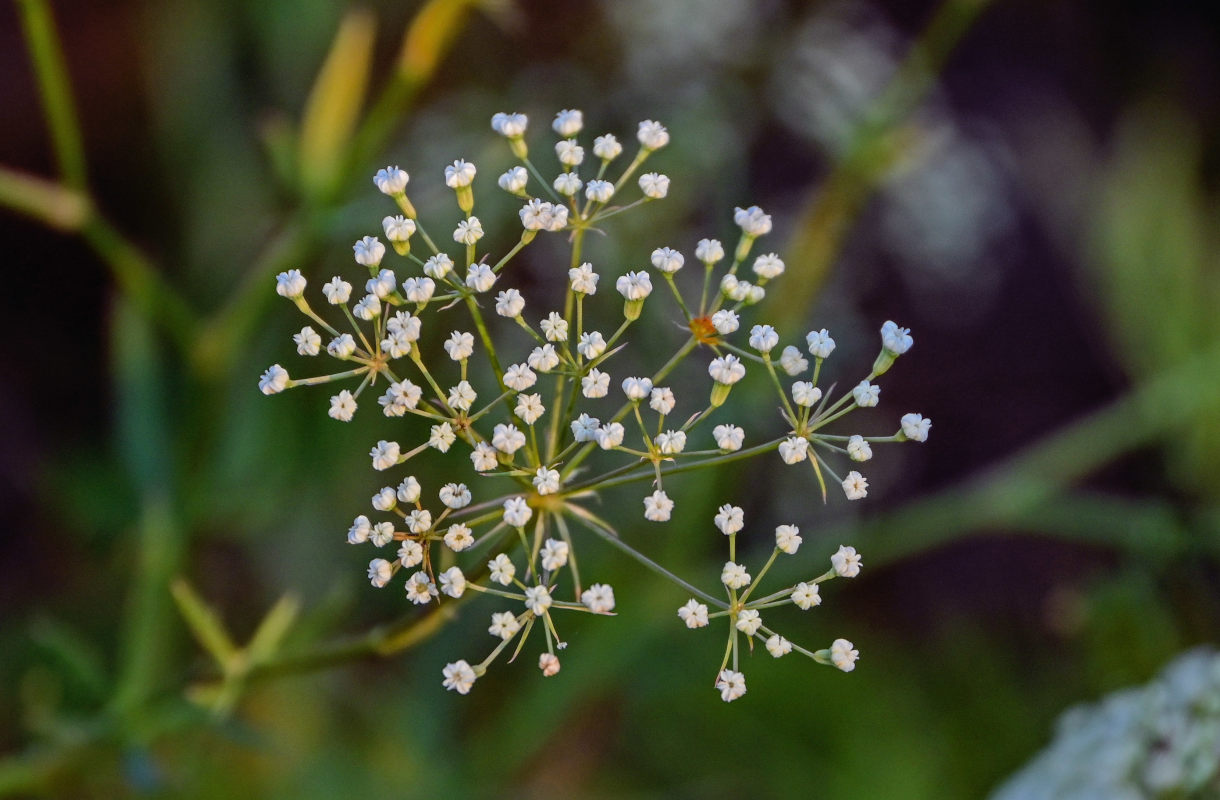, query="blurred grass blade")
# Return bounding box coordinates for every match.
[29,617,109,702]
[171,579,239,669]
[15,0,87,189]
[0,166,90,230]
[397,0,477,84]
[298,8,376,199]
[245,593,302,665]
